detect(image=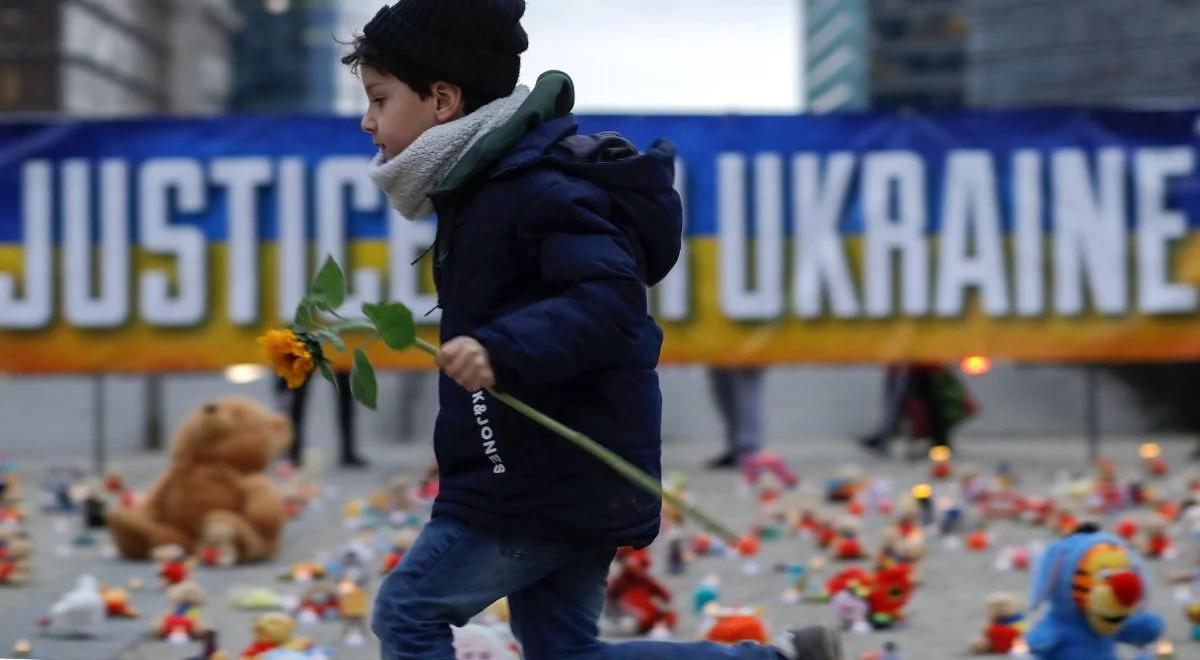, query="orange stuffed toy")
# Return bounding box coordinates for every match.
[107,397,291,563]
